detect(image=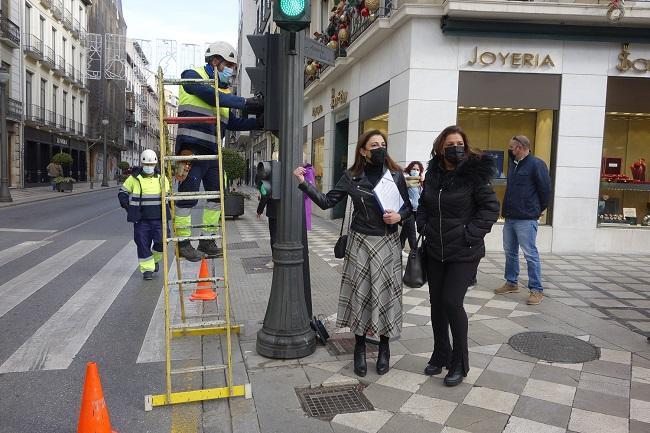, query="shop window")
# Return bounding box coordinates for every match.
[359,82,389,136]
[312,117,325,192]
[362,113,388,136]
[457,107,556,225]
